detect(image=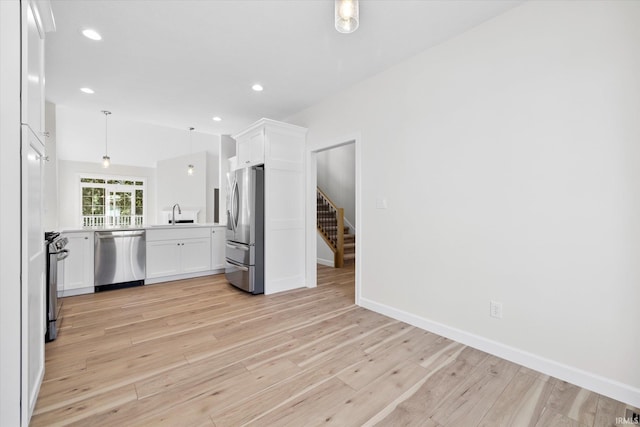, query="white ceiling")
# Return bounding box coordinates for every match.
[46,0,523,136]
